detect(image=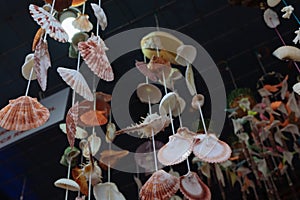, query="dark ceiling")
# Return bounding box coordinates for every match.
[0,0,300,199]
